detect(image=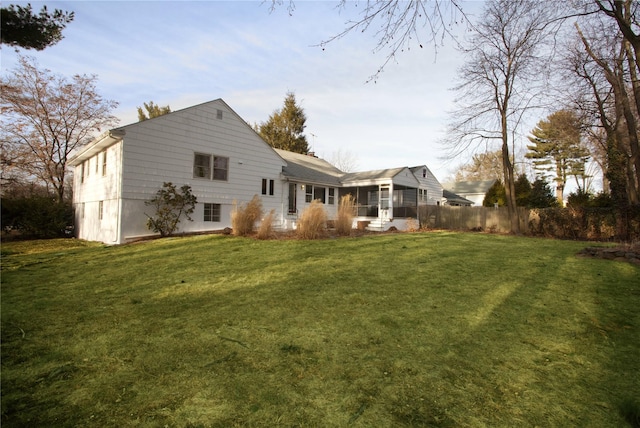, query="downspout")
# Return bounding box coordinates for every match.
[113,135,124,244]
